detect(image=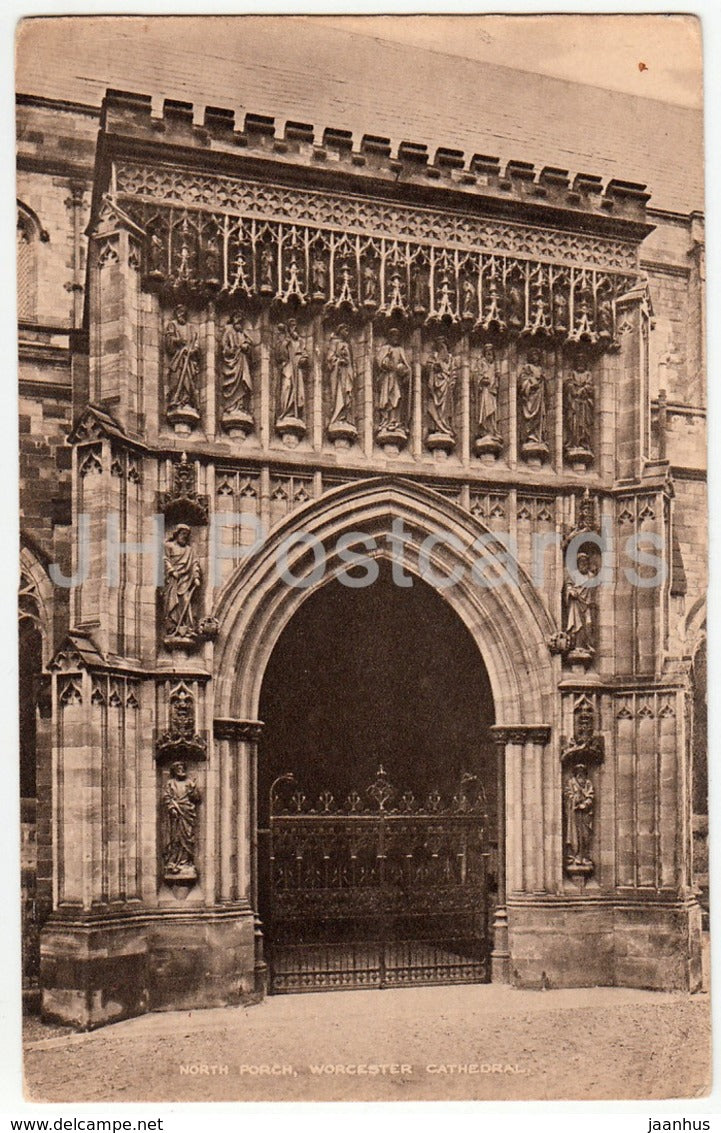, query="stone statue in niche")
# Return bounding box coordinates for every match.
[410,265,429,316]
[560,697,603,879]
[311,254,327,301]
[564,763,594,875]
[518,348,549,464]
[259,245,275,294]
[165,305,201,436]
[564,360,595,469]
[461,277,477,322]
[563,551,597,663]
[425,337,456,455]
[220,312,254,439]
[275,319,309,445]
[326,324,357,448]
[204,233,221,286]
[474,342,502,460]
[163,524,202,647]
[376,326,411,454]
[553,289,569,335]
[147,229,164,279]
[362,262,378,308]
[597,293,614,340]
[506,276,525,330]
[162,760,201,882]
